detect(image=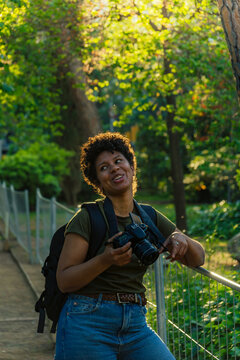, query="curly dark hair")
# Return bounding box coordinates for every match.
[80,132,137,196]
